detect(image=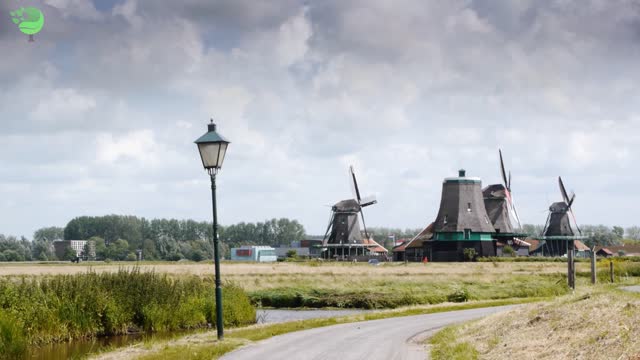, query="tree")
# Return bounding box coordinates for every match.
[92,237,107,260]
[33,227,64,242]
[62,244,77,261]
[612,226,624,240]
[521,224,544,237]
[581,225,622,248]
[626,226,640,241]
[0,235,28,261]
[141,239,158,260]
[2,249,23,262]
[32,240,55,261]
[107,239,130,261]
